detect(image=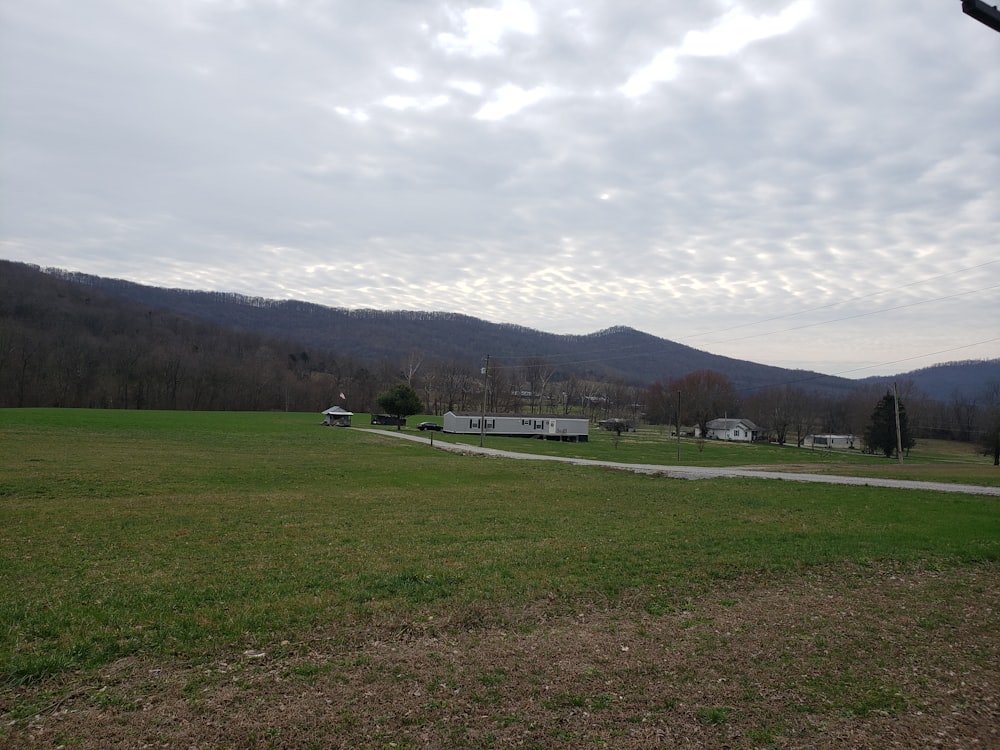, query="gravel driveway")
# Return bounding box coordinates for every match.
[365,429,1000,497]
